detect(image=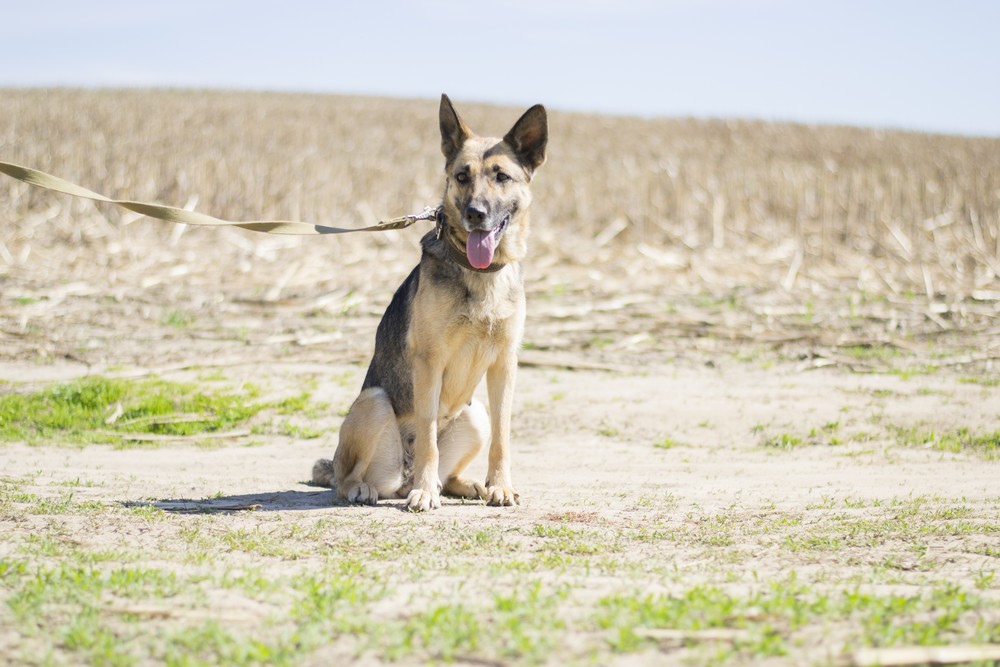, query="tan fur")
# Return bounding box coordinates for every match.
[312,95,547,511]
